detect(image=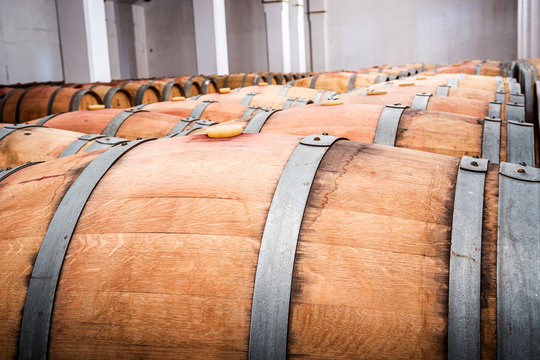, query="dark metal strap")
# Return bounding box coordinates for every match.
[190,100,216,118]
[283,97,296,110]
[169,117,198,135]
[59,134,106,158]
[373,104,408,146]
[0,89,16,122]
[506,120,535,166]
[278,84,291,96]
[497,162,540,359]
[68,89,86,111]
[448,78,458,88]
[241,73,249,87]
[475,61,485,75]
[448,156,488,360]
[0,124,42,143]
[294,98,311,107]
[249,134,346,360]
[487,101,501,119]
[506,102,525,122]
[83,137,127,153]
[411,93,432,110]
[189,94,201,101]
[102,109,147,137]
[509,93,525,105]
[253,75,263,85]
[47,87,63,115]
[223,75,229,88]
[436,85,450,96]
[18,138,152,360]
[244,109,279,133]
[241,92,258,106]
[102,88,118,108]
[35,113,63,126]
[313,89,325,104]
[15,89,30,124]
[161,80,176,100]
[134,85,150,105]
[119,80,131,89]
[171,120,217,137]
[348,73,358,91]
[482,117,501,164]
[242,106,260,118]
[0,161,44,183]
[375,75,386,83]
[309,74,319,89]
